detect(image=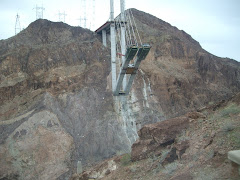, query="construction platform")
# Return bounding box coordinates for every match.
[113,44,151,96]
